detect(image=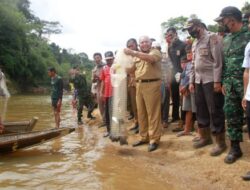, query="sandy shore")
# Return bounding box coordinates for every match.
[85,111,250,190]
